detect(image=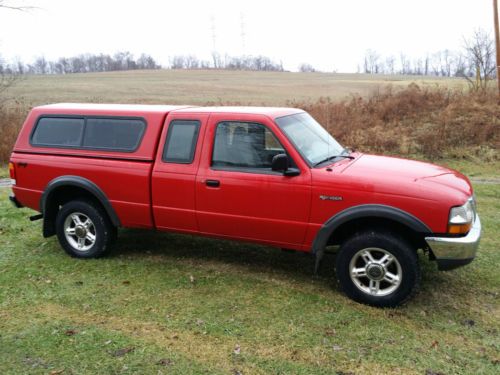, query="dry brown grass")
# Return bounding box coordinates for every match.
[0,83,498,163]
[0,100,28,163]
[292,84,499,160]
